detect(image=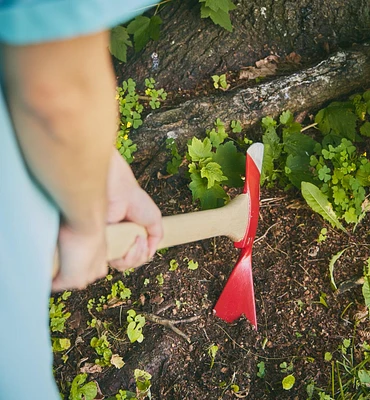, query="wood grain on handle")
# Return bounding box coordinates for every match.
[53,193,249,277]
